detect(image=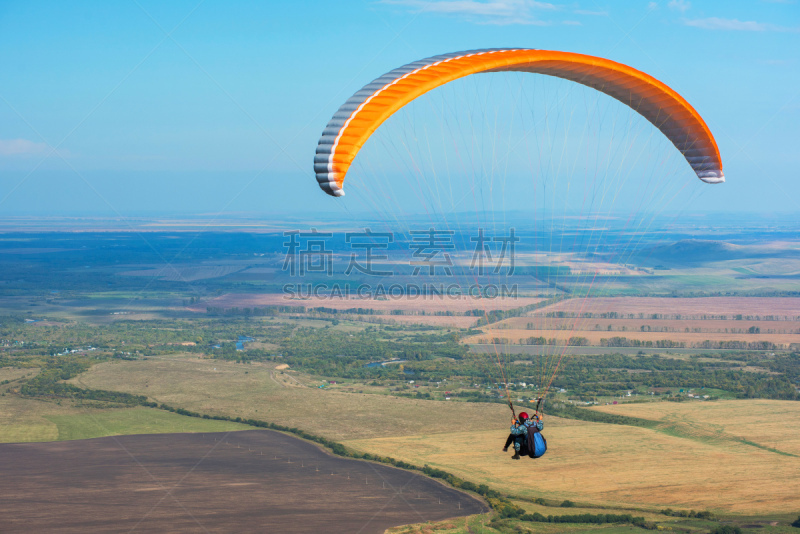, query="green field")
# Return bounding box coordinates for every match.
[44,407,251,441]
[0,395,249,443]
